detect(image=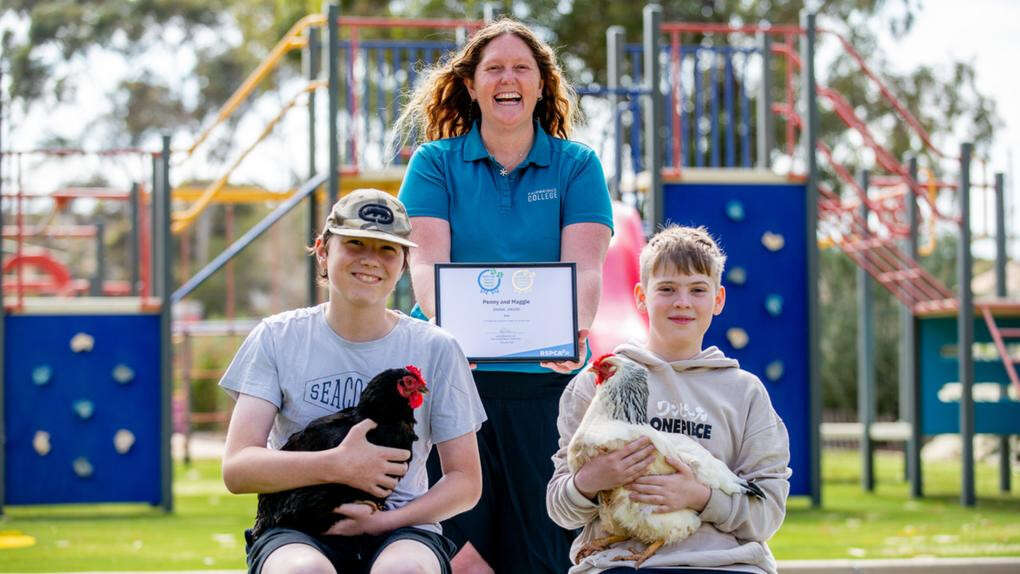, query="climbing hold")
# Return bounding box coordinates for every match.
[70,333,95,353]
[726,327,749,349]
[33,431,52,456]
[72,400,94,420]
[761,231,785,252]
[112,364,135,384]
[765,360,784,382]
[764,294,784,317]
[72,457,94,478]
[726,267,747,286]
[725,200,745,222]
[32,365,53,386]
[114,429,136,454]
